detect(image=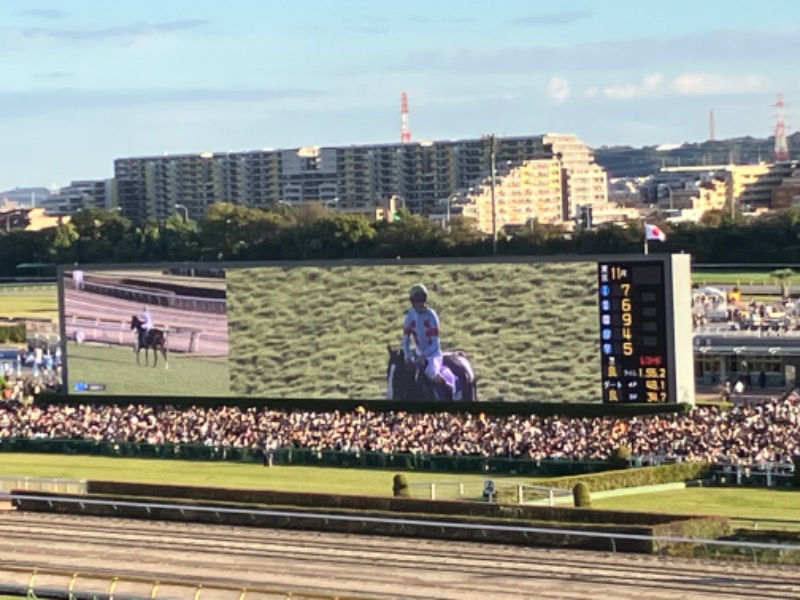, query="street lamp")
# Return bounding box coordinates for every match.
[441,194,459,231]
[174,204,189,222]
[488,134,498,256]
